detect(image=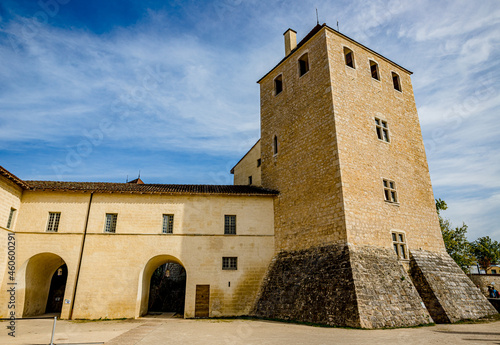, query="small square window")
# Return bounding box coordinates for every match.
[6,208,16,229]
[392,231,408,260]
[298,53,309,76]
[47,212,61,232]
[162,214,174,234]
[370,60,380,80]
[375,118,390,143]
[274,75,283,95]
[224,215,236,235]
[491,269,497,274]
[104,213,118,233]
[392,72,402,92]
[222,257,237,270]
[383,179,398,203]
